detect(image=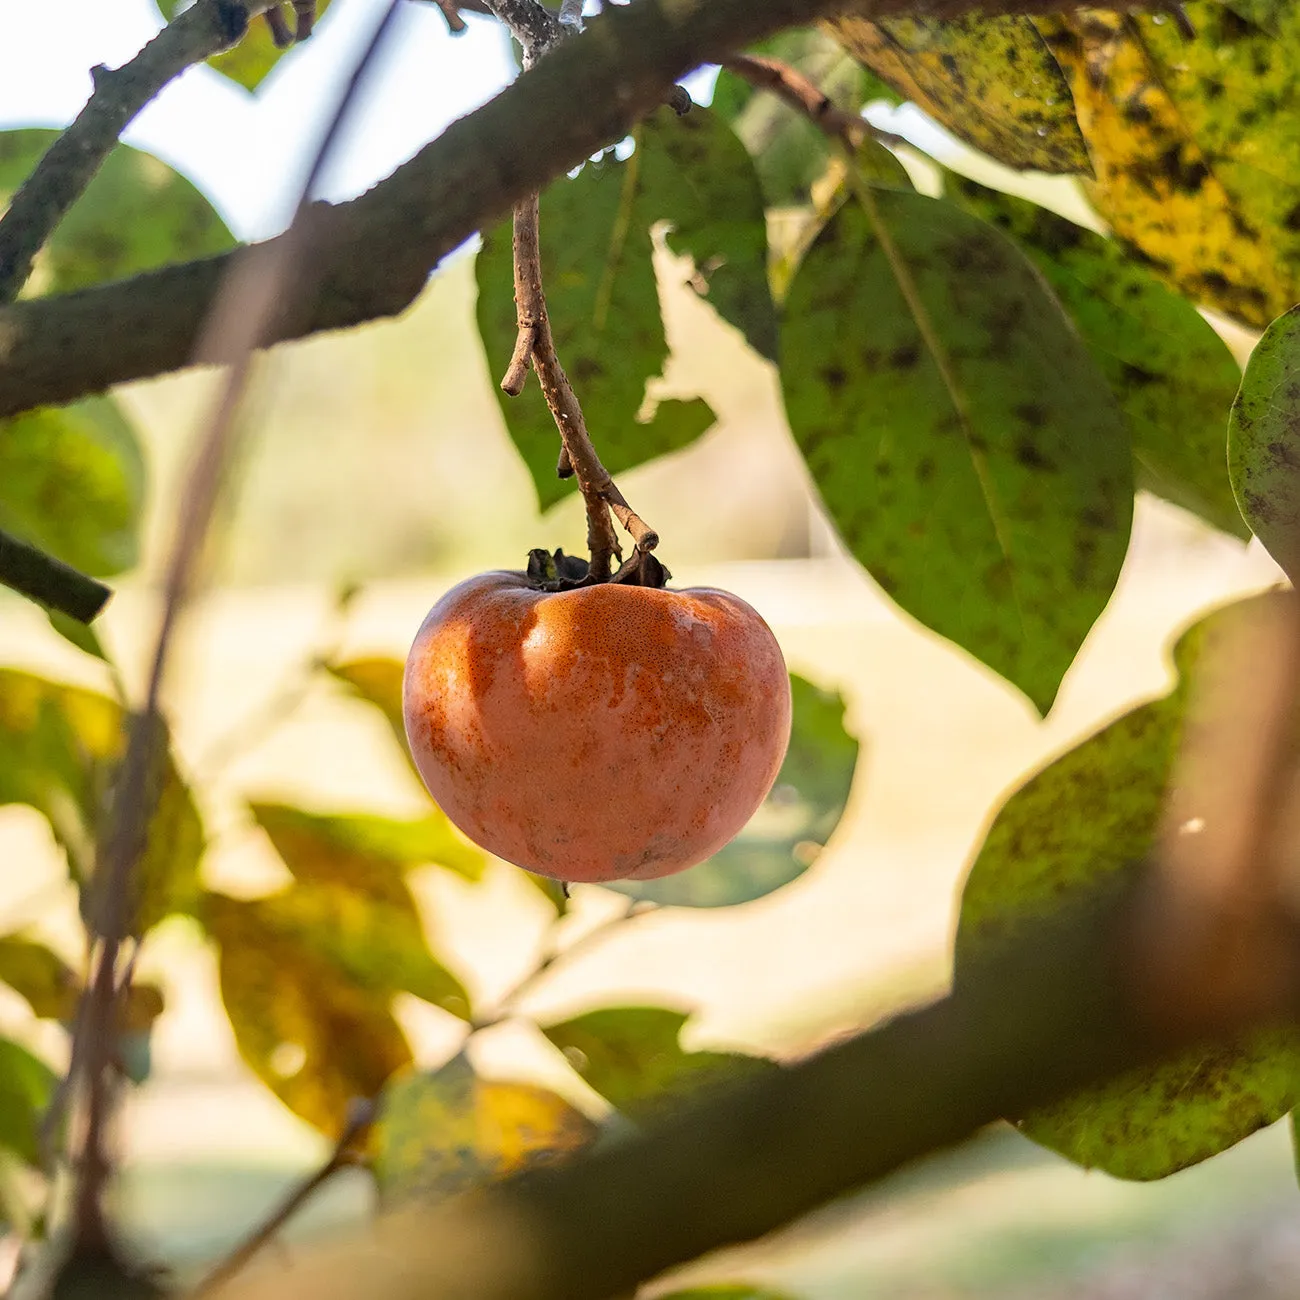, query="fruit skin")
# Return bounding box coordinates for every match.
[402,571,792,883]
